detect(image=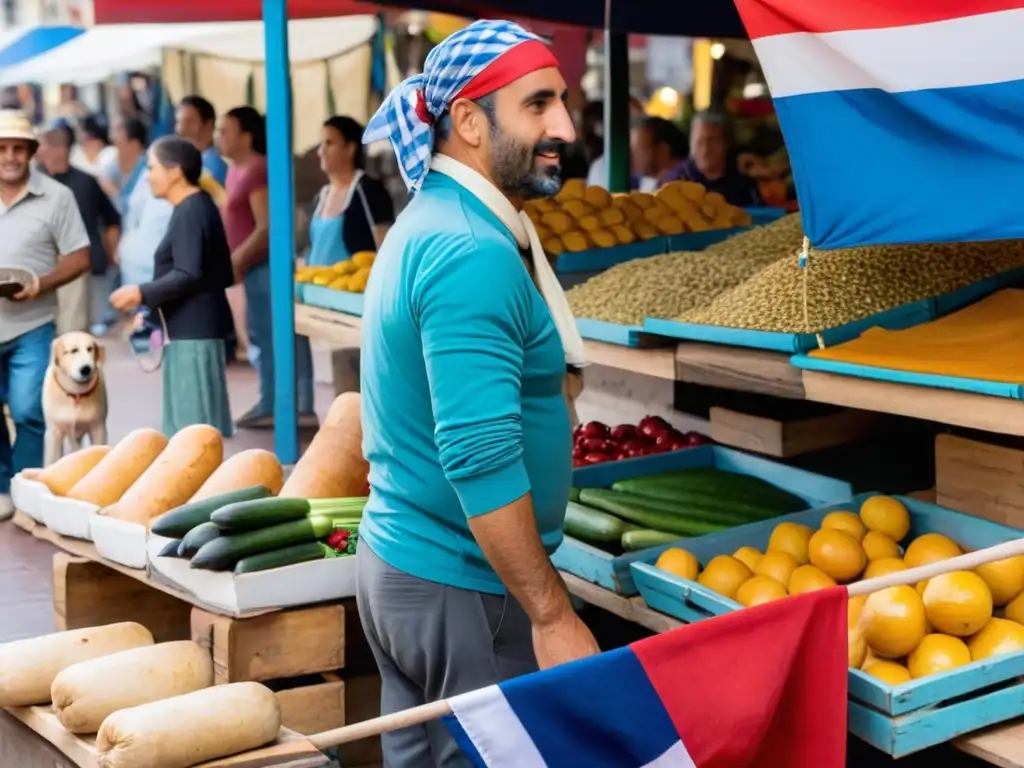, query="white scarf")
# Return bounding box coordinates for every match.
[429,154,588,368]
